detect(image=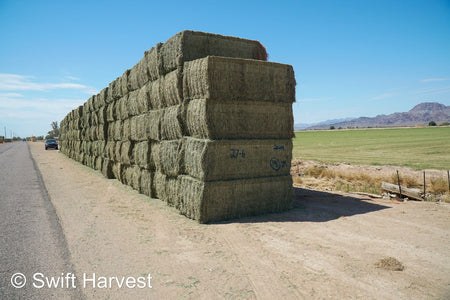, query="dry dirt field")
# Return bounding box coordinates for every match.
[29,142,450,299]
